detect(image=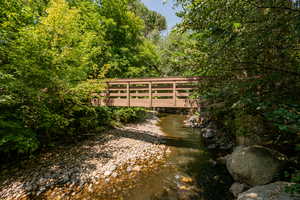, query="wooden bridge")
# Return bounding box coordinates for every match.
[91,77,203,108]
